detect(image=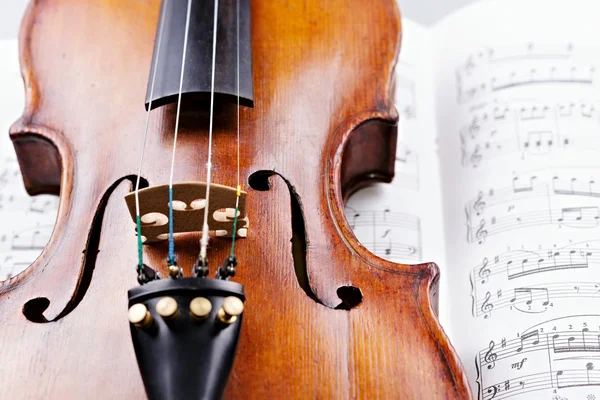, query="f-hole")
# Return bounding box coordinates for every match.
[248,170,362,310]
[22,175,149,323]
